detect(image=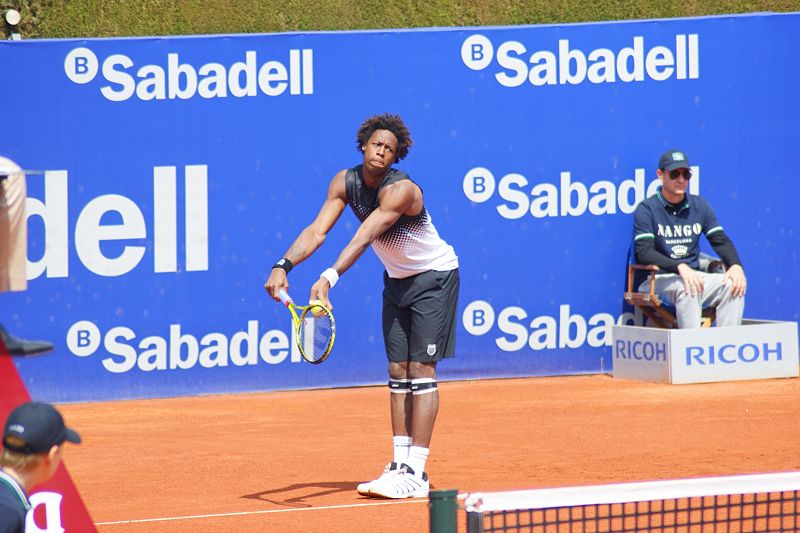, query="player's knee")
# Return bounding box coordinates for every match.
[408,360,436,377]
[388,361,409,377]
[410,378,437,396]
